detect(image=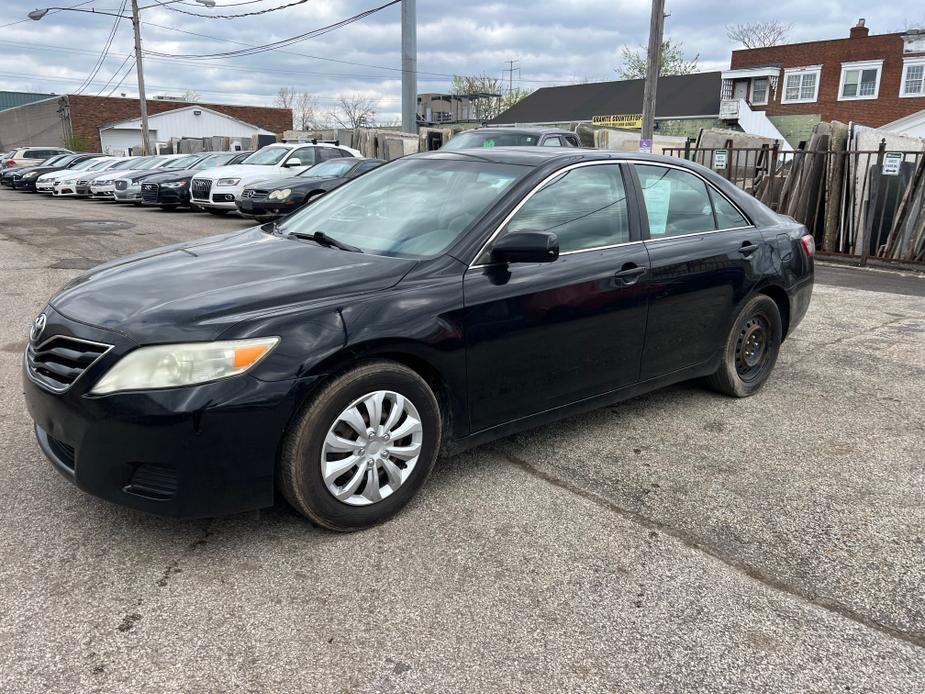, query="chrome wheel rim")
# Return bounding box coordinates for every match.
[321,390,423,506]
